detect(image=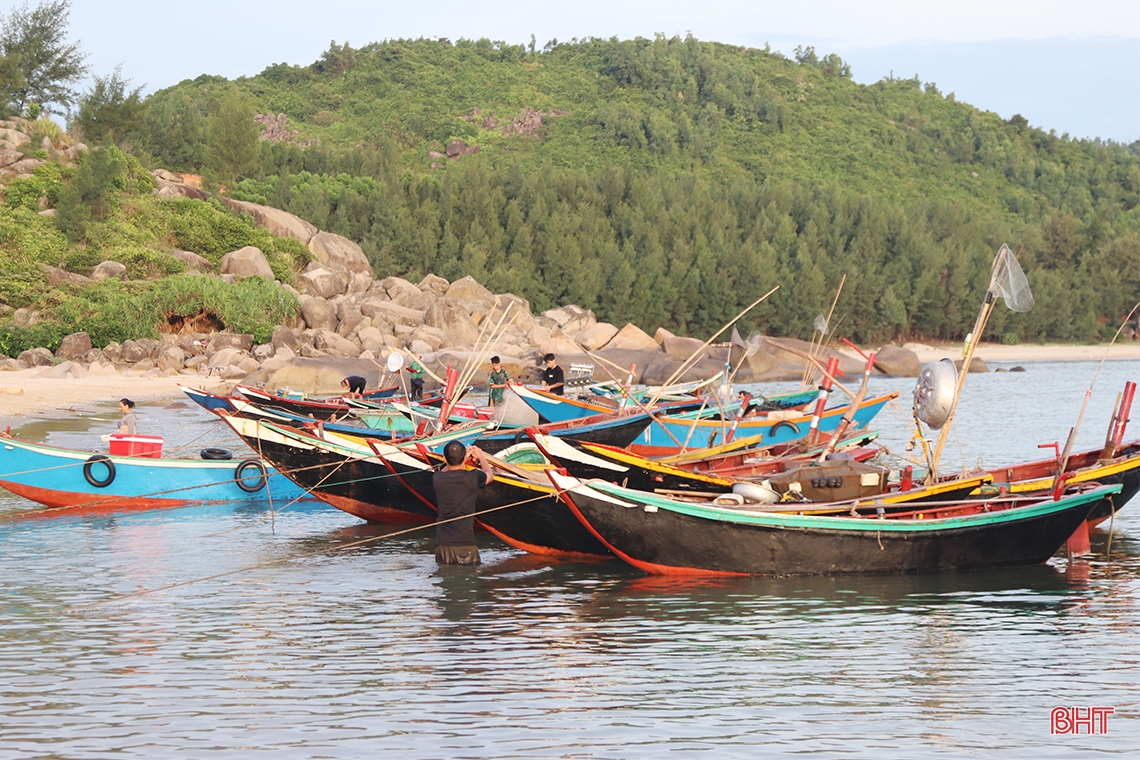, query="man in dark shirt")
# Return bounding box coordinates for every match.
[341,375,367,397]
[432,441,494,564]
[541,353,565,396]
